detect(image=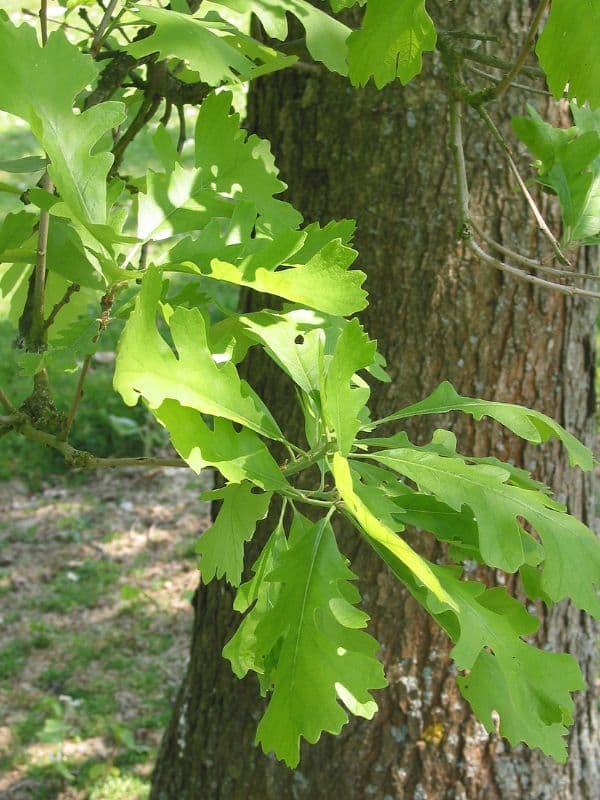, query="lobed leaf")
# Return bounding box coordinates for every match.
[372,536,584,761]
[537,0,600,109]
[371,447,600,614]
[0,16,125,228]
[127,6,295,87]
[224,520,288,678]
[251,511,386,767]
[153,400,289,490]
[114,266,282,440]
[513,106,600,246]
[207,0,352,74]
[196,482,272,585]
[332,453,457,609]
[348,0,436,88]
[323,319,376,454]
[384,381,593,470]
